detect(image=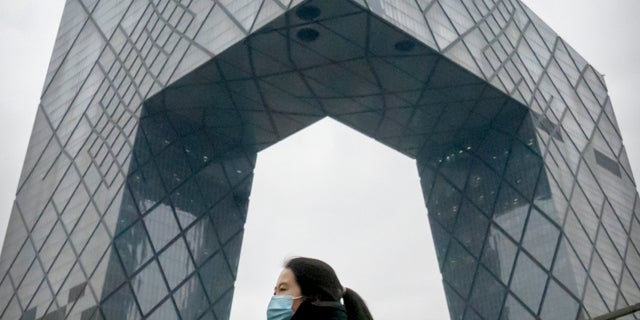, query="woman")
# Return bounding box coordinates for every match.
[267,257,374,320]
